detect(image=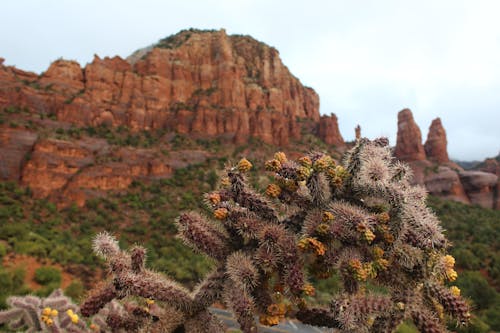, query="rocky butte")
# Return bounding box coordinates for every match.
[0,29,345,206]
[394,108,499,209]
[0,29,346,146]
